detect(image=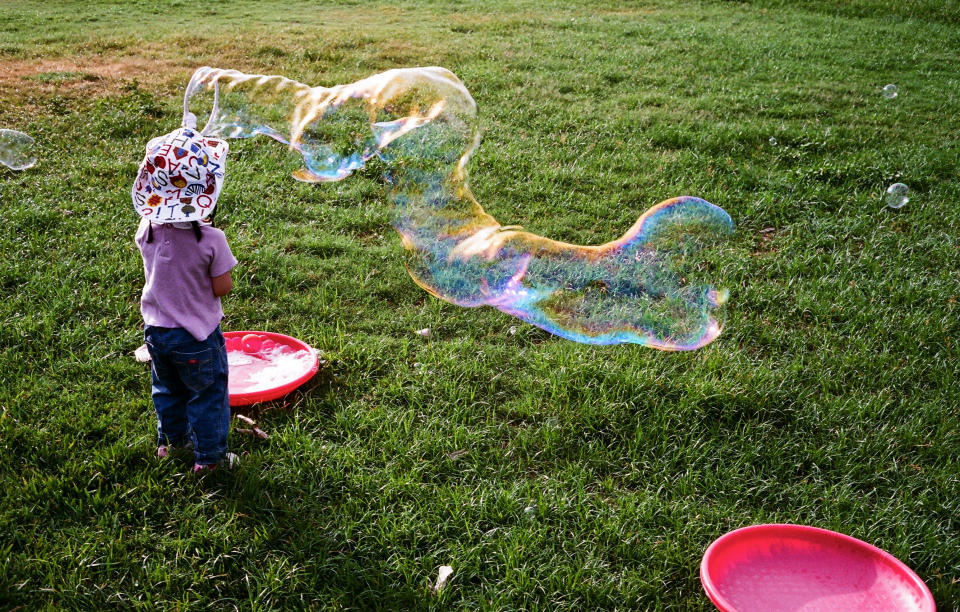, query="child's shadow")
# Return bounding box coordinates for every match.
[205,369,426,606]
